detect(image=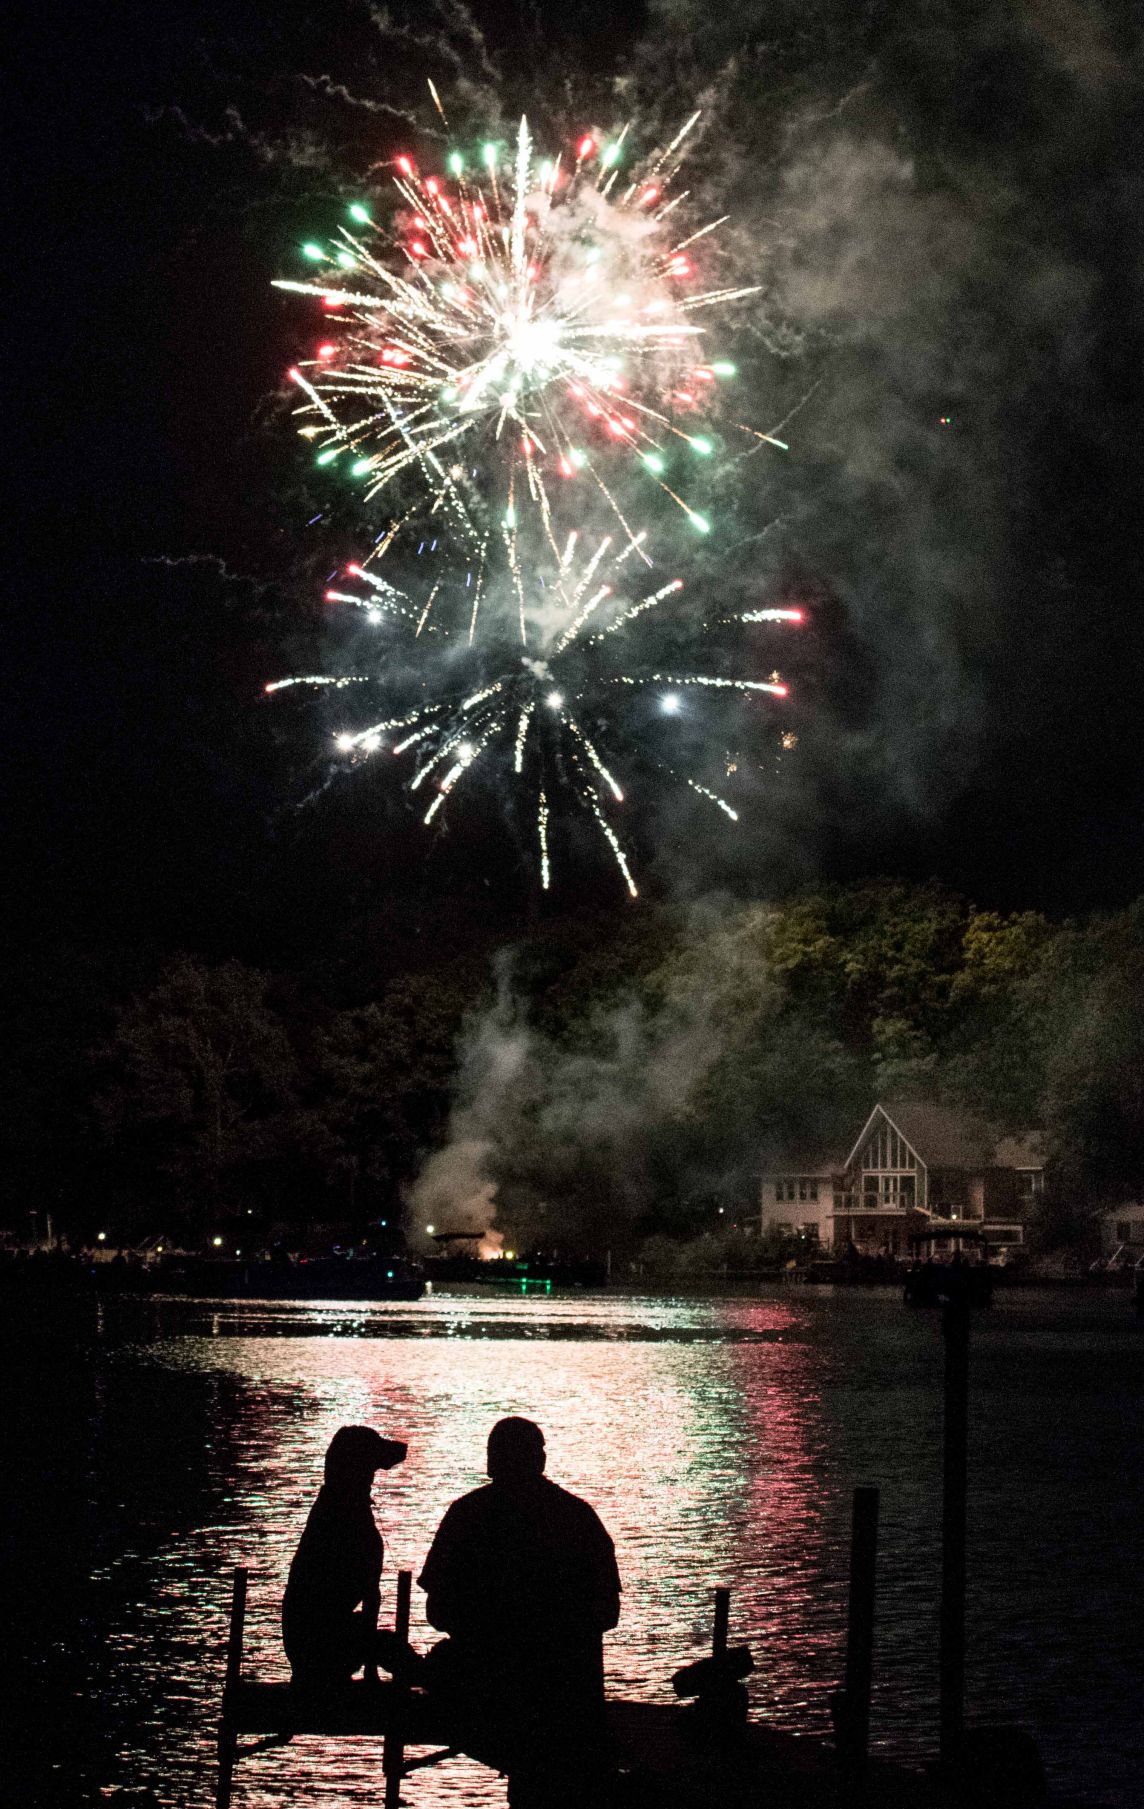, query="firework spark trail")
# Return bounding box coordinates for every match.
[274,114,771,552]
[275,530,799,894]
[266,89,811,895]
